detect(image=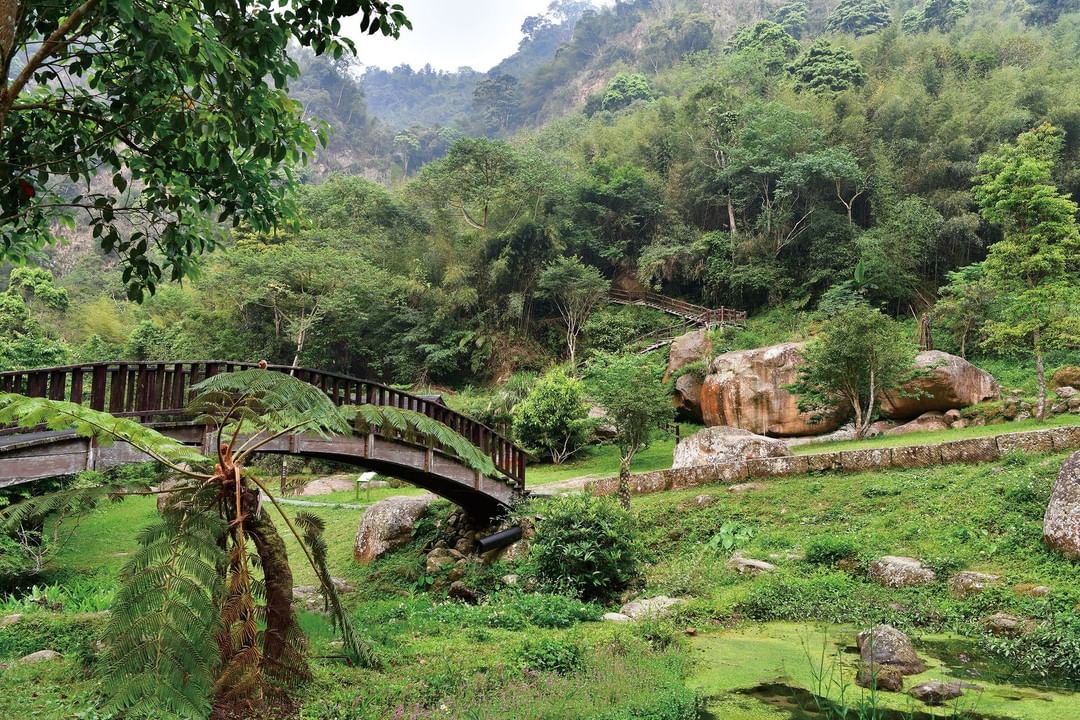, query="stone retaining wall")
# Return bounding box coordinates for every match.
[585,426,1080,499]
